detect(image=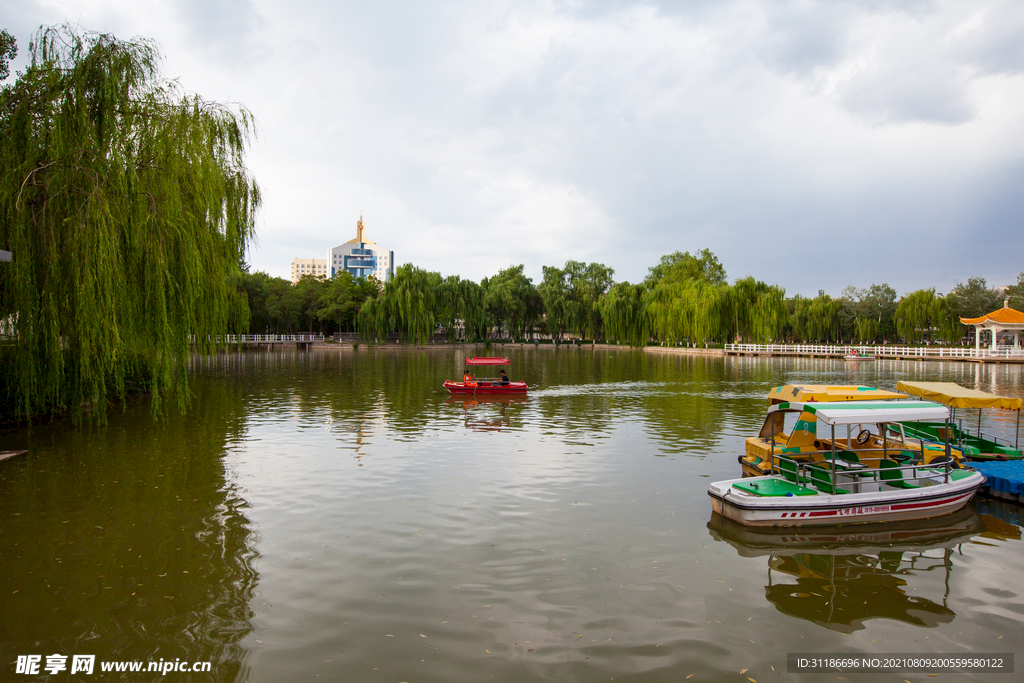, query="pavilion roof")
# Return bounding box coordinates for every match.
[960,303,1024,326]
